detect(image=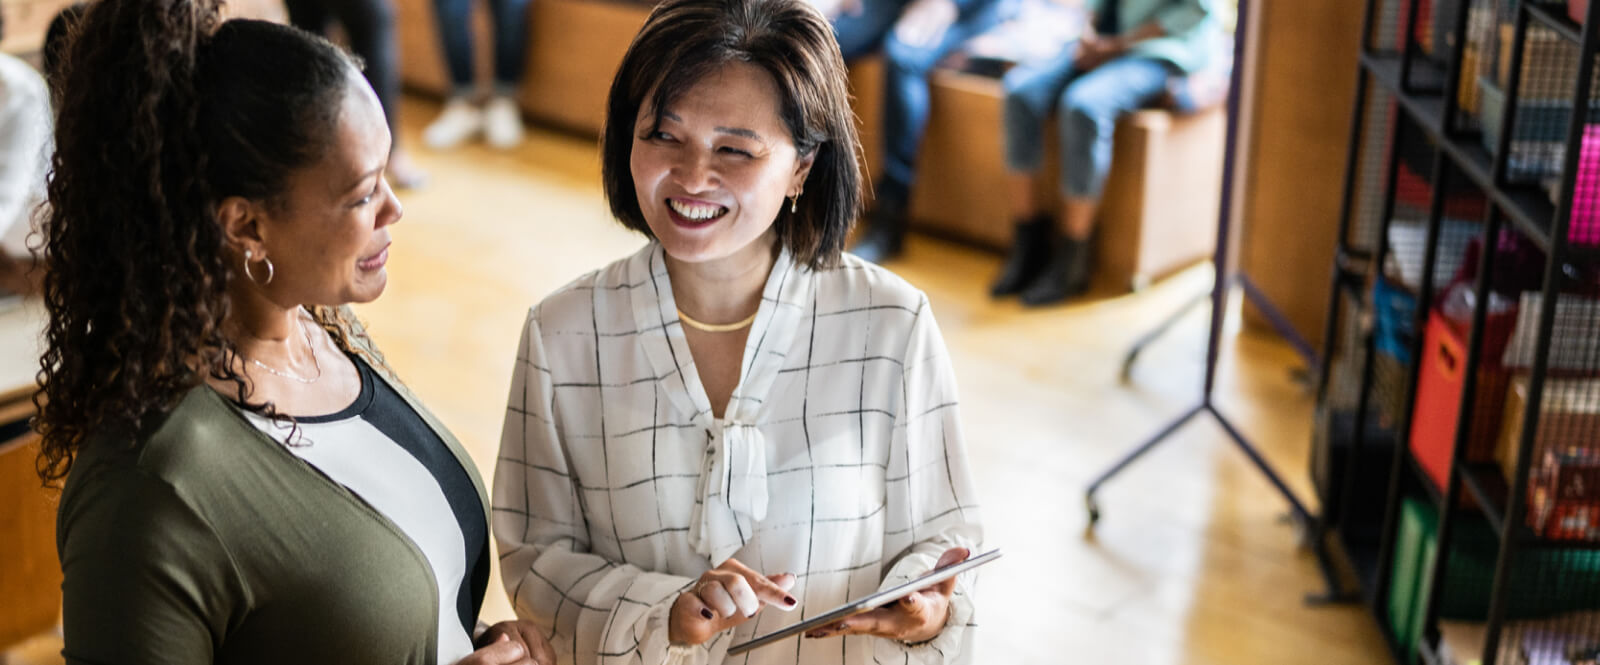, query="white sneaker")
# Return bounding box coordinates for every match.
[423,98,484,150]
[484,96,525,150]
